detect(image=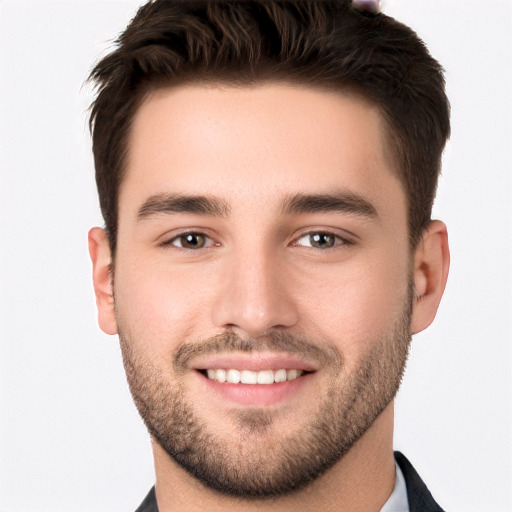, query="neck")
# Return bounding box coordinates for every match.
[152,403,396,512]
